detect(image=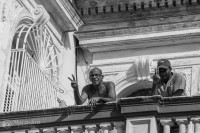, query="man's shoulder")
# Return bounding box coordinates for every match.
[83,84,93,91]
[172,72,186,82]
[104,81,115,86]
[84,84,93,88]
[173,72,185,78]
